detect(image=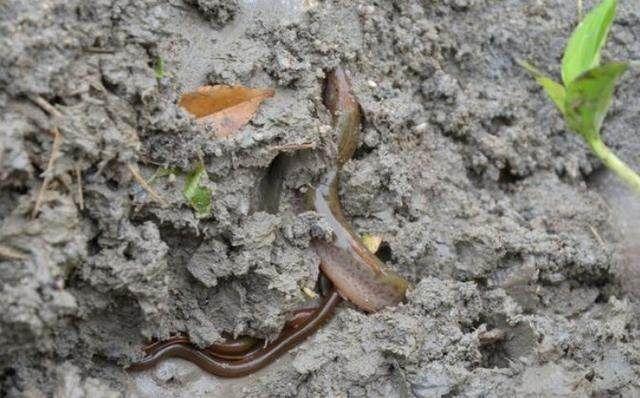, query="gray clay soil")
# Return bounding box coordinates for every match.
[2,0,640,396]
